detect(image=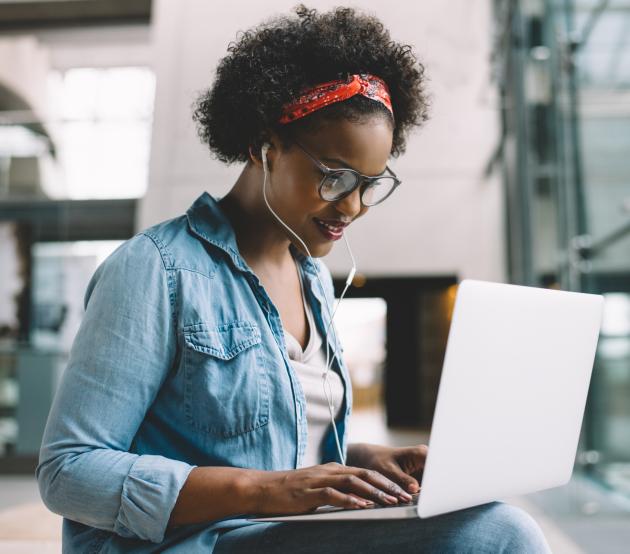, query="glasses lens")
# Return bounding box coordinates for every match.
[320,171,358,201]
[361,177,398,206]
